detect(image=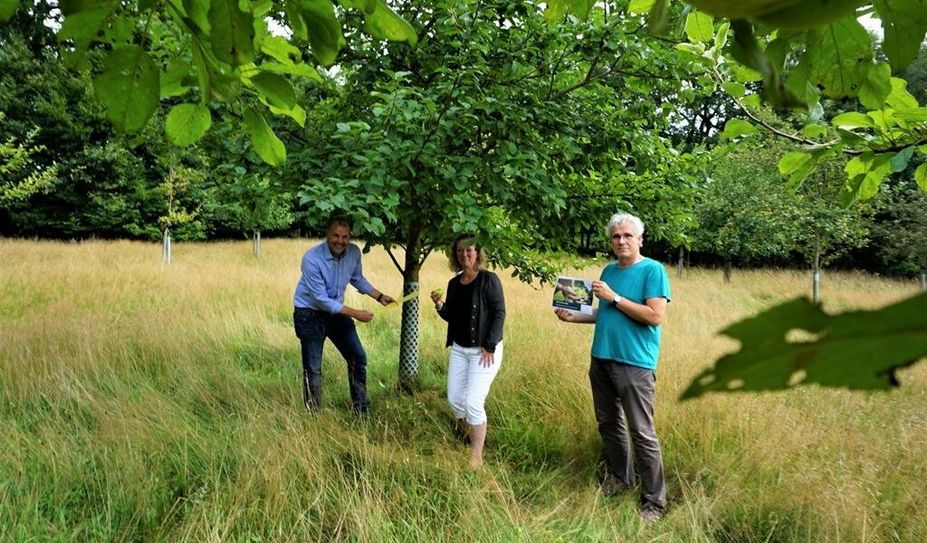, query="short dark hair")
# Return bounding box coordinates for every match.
[448,233,486,272]
[327,214,353,231]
